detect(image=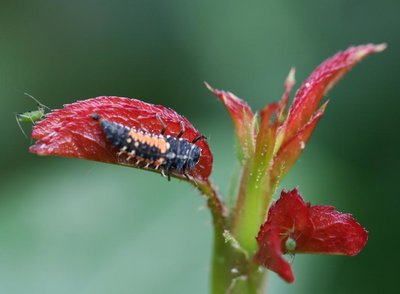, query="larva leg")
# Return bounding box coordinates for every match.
[192,135,207,144]
[156,113,167,135]
[177,121,185,138]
